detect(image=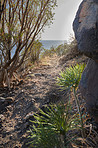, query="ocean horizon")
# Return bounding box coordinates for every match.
[40,40,67,50]
[11,40,67,57]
